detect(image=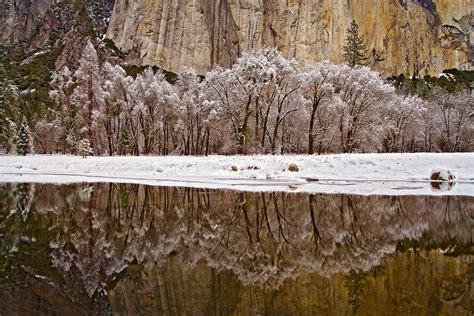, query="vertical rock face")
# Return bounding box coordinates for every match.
[0,0,57,46]
[0,0,116,70]
[0,0,115,49]
[106,0,472,75]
